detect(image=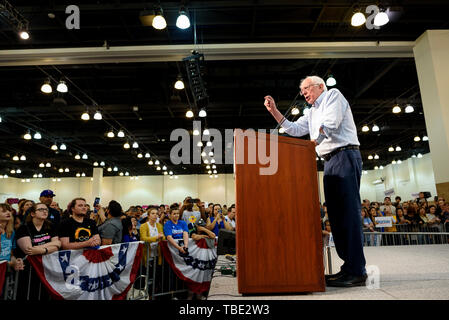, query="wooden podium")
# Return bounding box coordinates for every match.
[234,130,325,294]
